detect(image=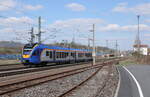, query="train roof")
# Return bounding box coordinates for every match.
[36,44,92,52]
